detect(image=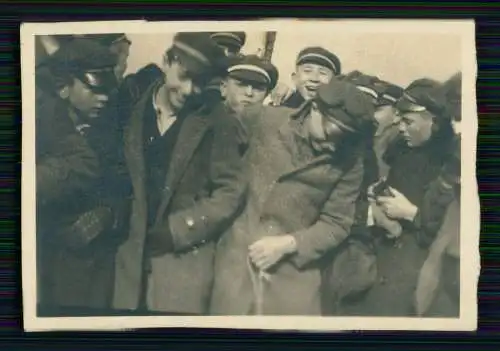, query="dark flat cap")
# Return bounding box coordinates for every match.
[296,46,341,75]
[315,78,375,135]
[76,33,131,47]
[172,32,226,78]
[442,72,462,121]
[226,54,279,90]
[377,81,404,106]
[46,38,118,93]
[344,70,384,103]
[210,32,246,51]
[395,78,448,118]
